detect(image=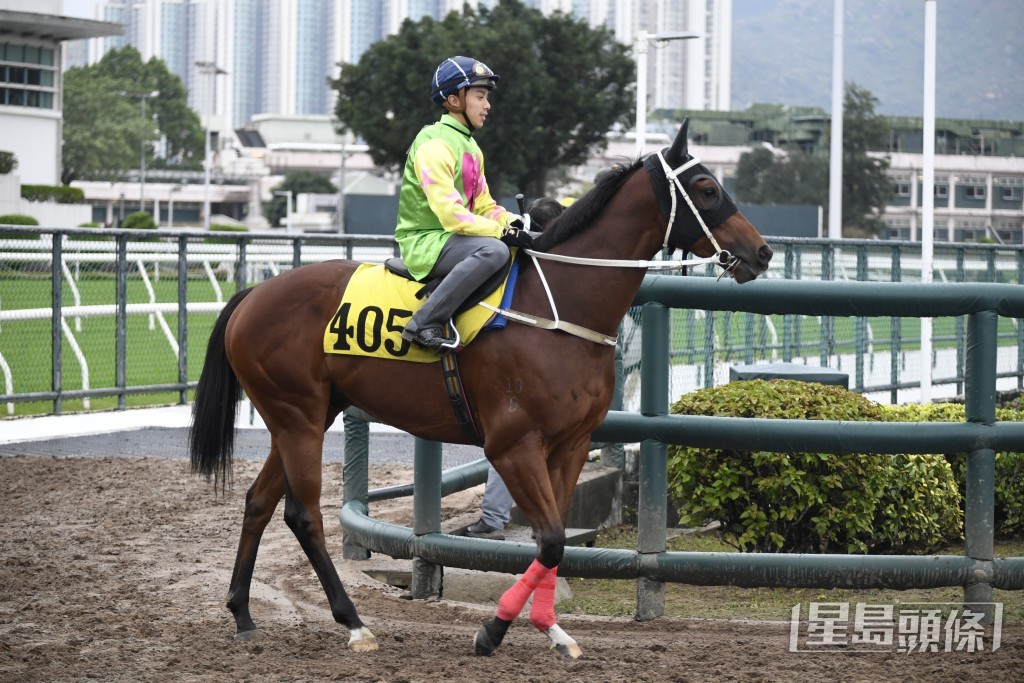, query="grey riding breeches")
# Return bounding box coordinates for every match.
[405,234,510,332]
